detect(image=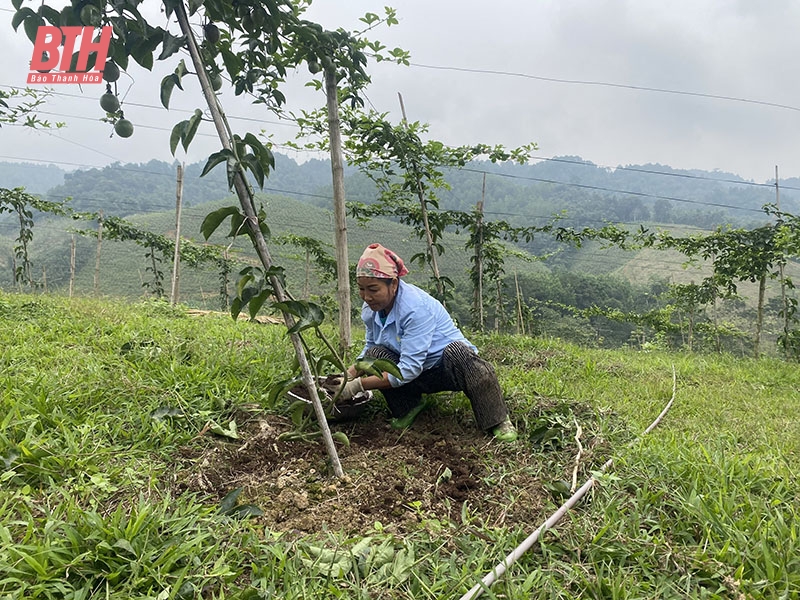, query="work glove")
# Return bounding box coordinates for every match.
[321,376,343,397]
[339,377,364,401]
